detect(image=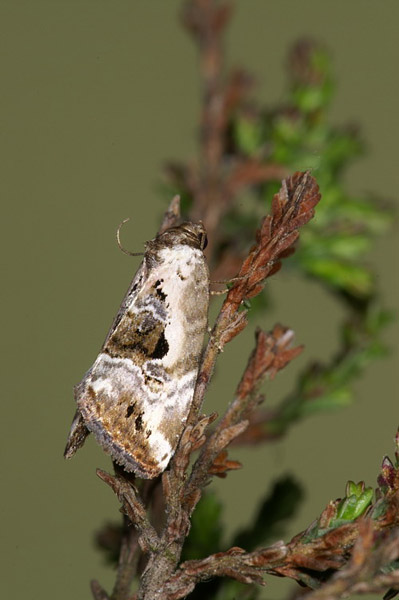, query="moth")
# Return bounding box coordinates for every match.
[64,221,209,478]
